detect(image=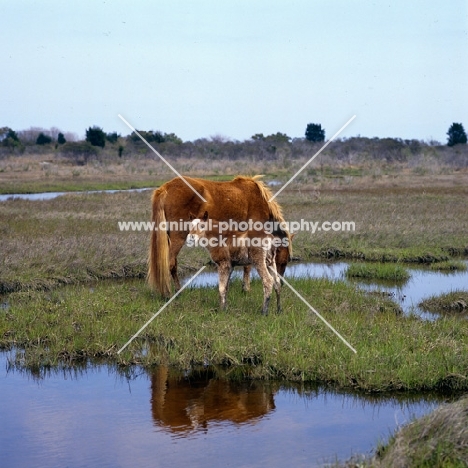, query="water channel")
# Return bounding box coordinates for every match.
[0,187,152,202]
